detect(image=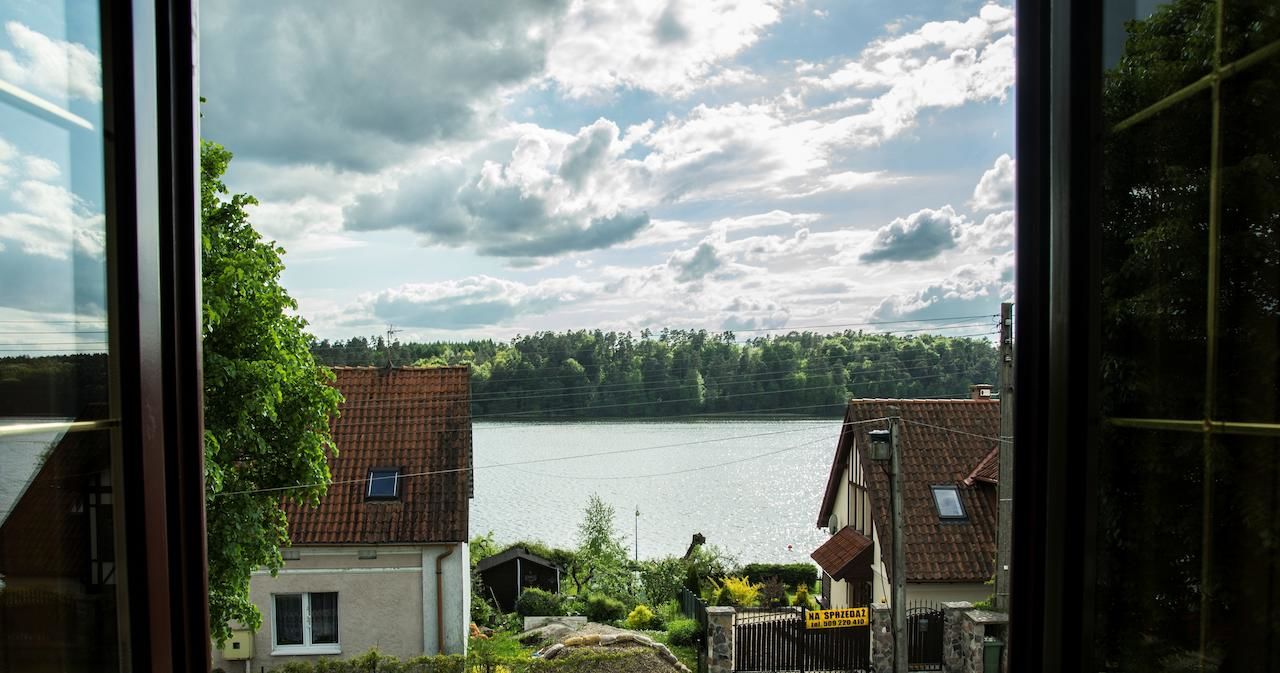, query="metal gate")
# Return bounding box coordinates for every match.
[733,607,869,672]
[906,604,944,671]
